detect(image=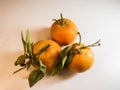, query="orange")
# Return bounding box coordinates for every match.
[32,40,61,71]
[50,14,78,46]
[69,43,94,72]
